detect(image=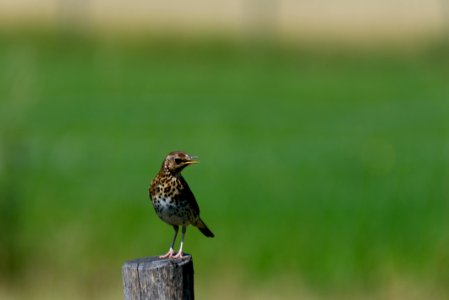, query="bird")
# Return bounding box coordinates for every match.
[149,151,214,259]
